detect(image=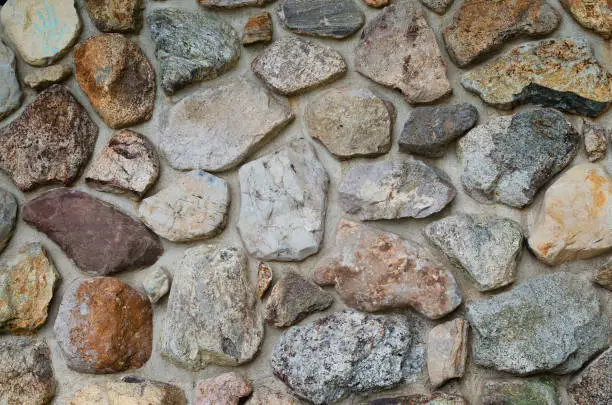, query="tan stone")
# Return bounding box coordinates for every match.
[595,262,612,290]
[246,386,304,404]
[256,262,273,299]
[561,0,612,38]
[68,377,187,405]
[194,373,252,405]
[363,0,389,7]
[427,318,468,388]
[24,65,72,90]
